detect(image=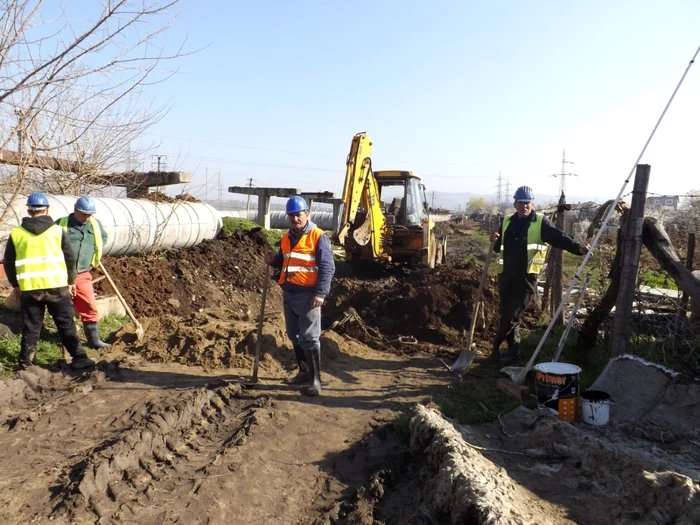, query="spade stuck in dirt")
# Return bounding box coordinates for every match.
[452,240,495,375]
[250,263,271,384]
[98,262,145,341]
